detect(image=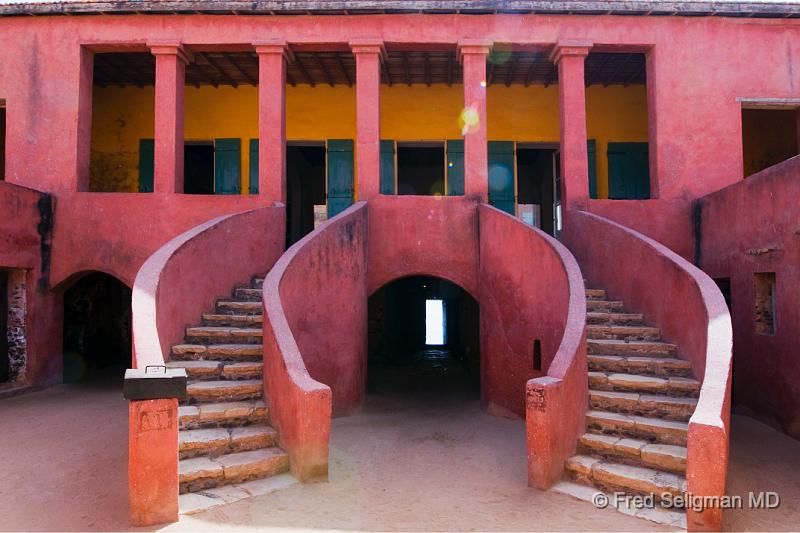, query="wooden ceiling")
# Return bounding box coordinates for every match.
[93,50,646,88]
